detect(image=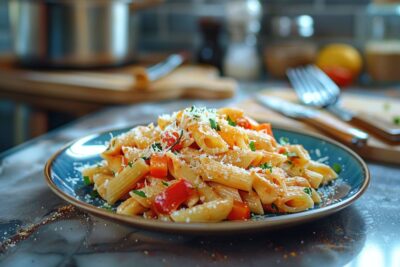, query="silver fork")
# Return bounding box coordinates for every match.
[287,65,400,142]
